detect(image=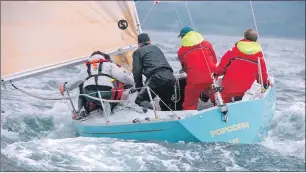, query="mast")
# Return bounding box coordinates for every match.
[133,1,143,34]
